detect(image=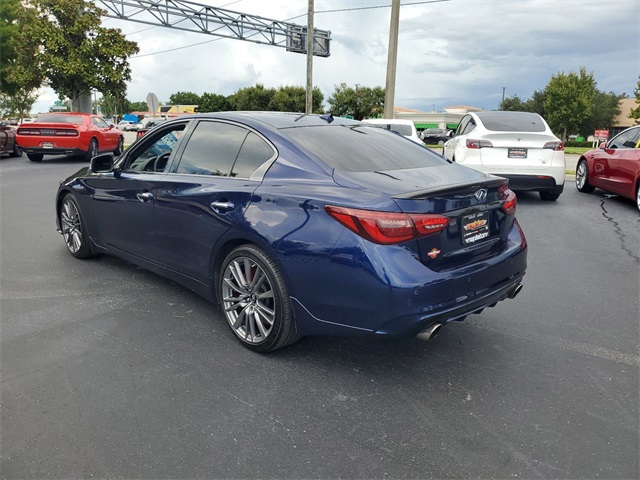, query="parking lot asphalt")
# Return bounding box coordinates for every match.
[1,155,637,479]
